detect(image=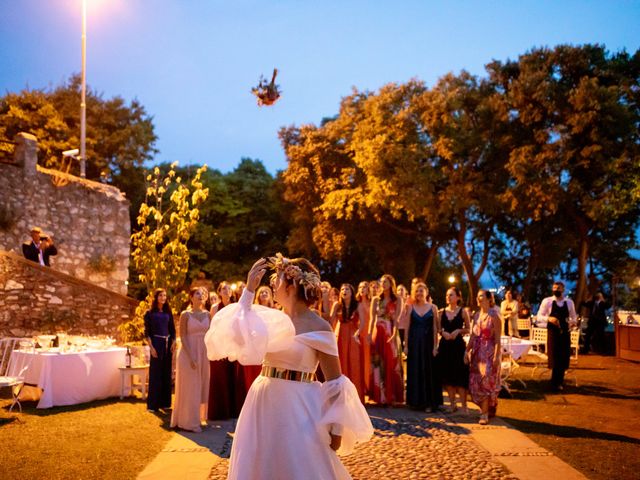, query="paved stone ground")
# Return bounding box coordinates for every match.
[207,407,518,479]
